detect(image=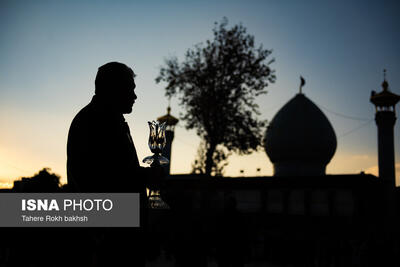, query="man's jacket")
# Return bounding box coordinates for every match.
[67,95,145,193]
